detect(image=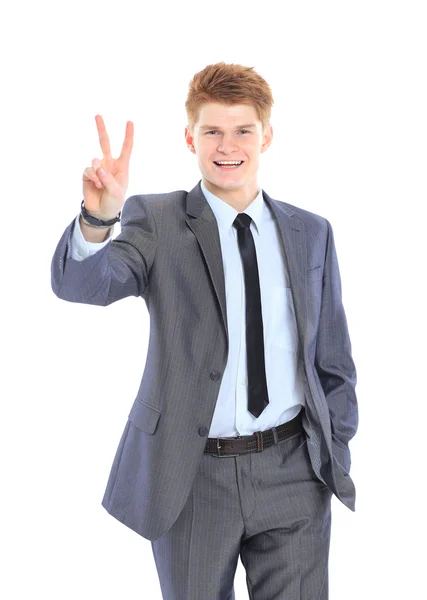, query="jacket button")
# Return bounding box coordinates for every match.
[210,371,220,381]
[199,426,209,436]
